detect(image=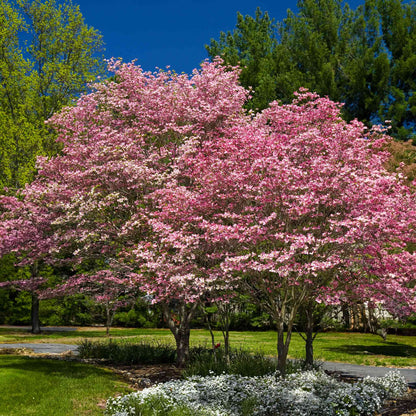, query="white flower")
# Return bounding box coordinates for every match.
[106,370,407,416]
